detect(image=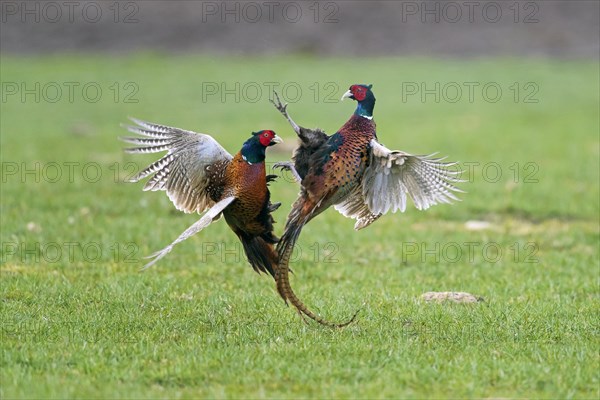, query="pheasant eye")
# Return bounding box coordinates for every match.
[263,133,269,137]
